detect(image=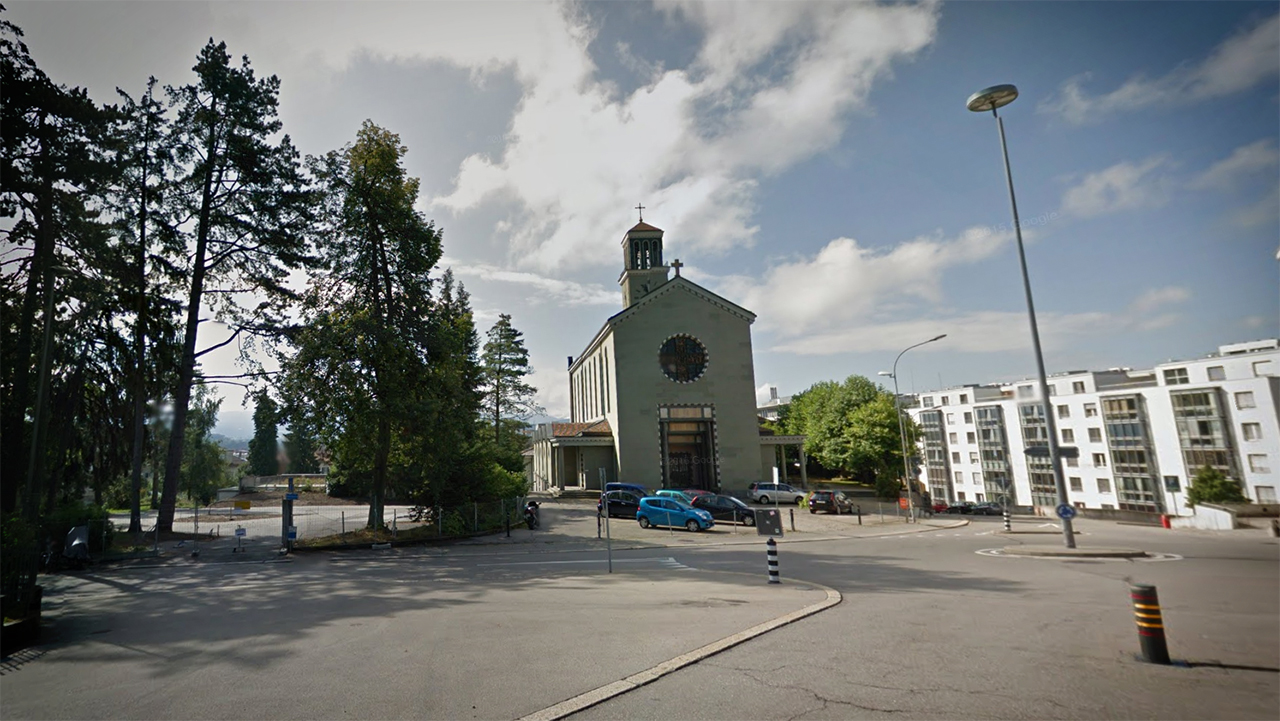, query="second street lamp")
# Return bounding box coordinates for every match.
[967,83,1076,549]
[880,333,946,524]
